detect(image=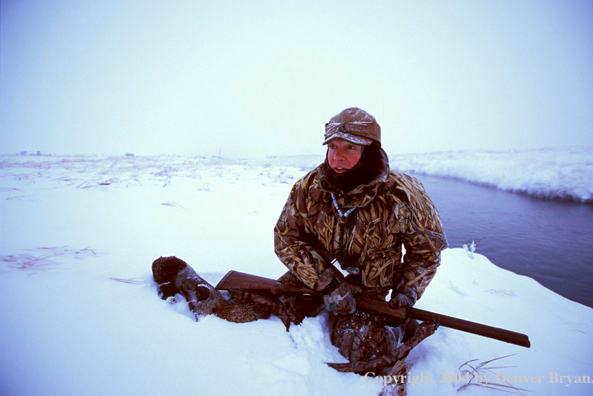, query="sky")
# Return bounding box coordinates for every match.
[1,0,592,158]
